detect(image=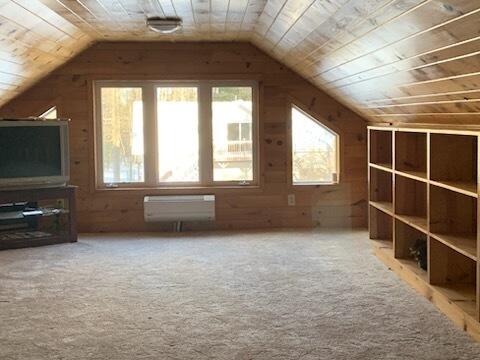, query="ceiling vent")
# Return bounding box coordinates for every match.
[146,17,182,34]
